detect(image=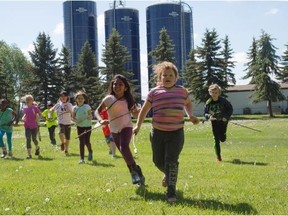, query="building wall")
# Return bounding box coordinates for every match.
[191,89,288,116]
[63,1,98,66]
